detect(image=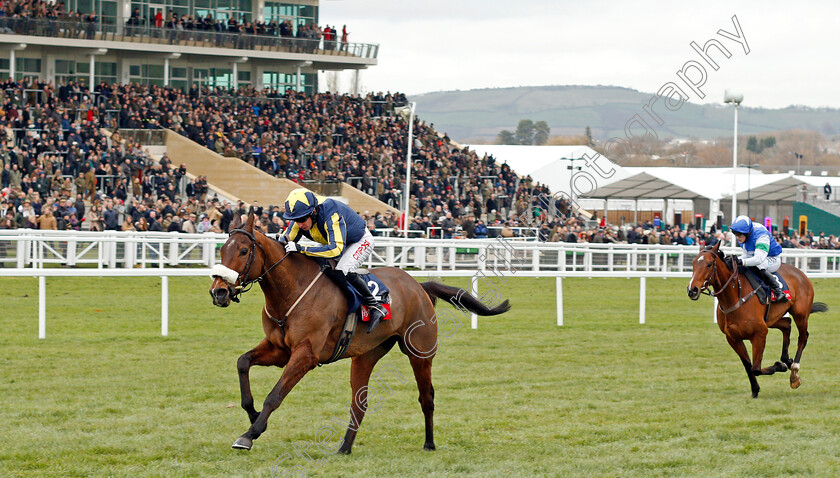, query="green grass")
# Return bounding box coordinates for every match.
[1,276,839,477]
